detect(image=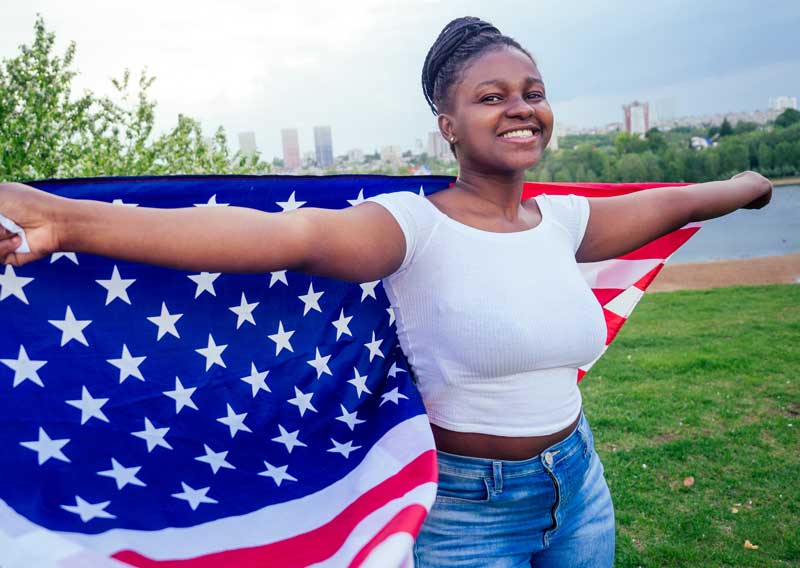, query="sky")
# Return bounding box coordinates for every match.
[2,0,799,160]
